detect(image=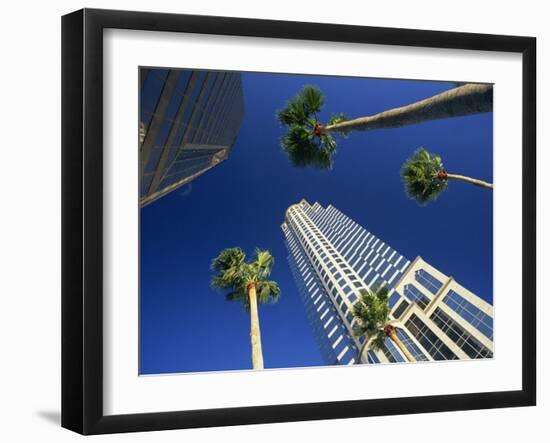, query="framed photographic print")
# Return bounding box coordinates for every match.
[61,8,536,435]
